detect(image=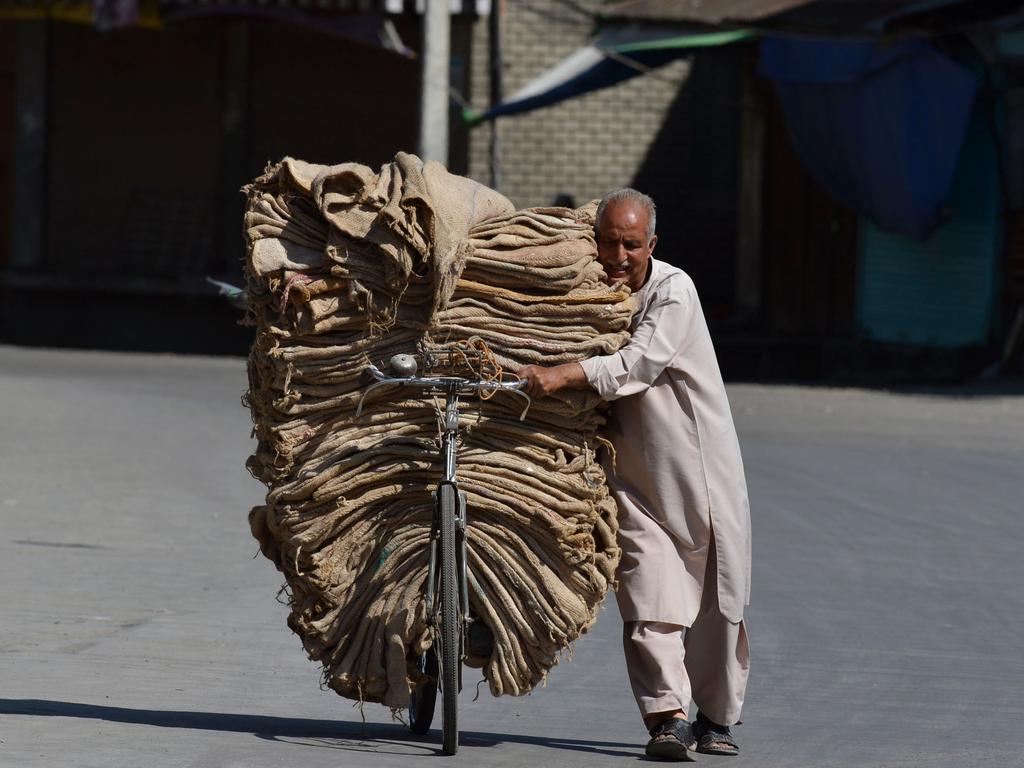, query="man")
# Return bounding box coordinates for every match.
[518,189,751,761]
